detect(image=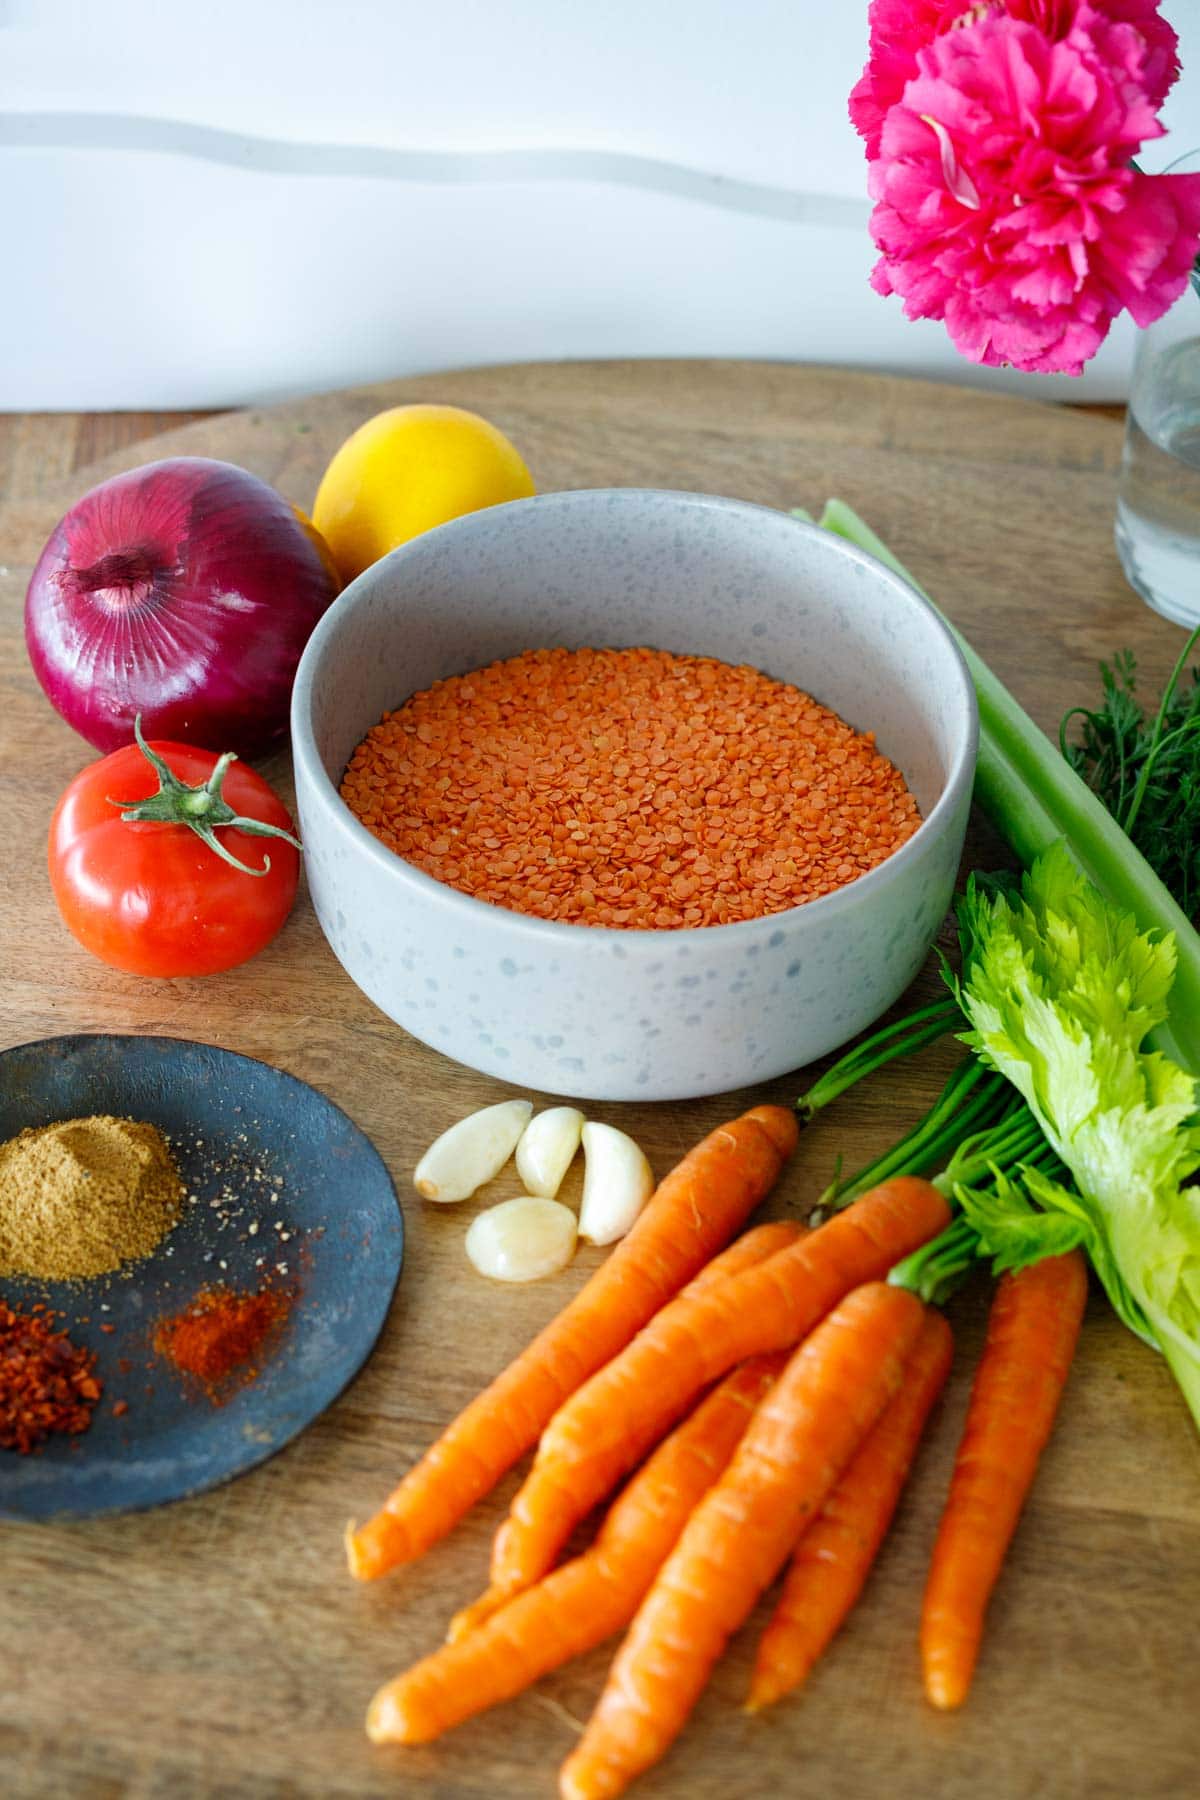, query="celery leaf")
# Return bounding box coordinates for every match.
[956,844,1200,1424]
